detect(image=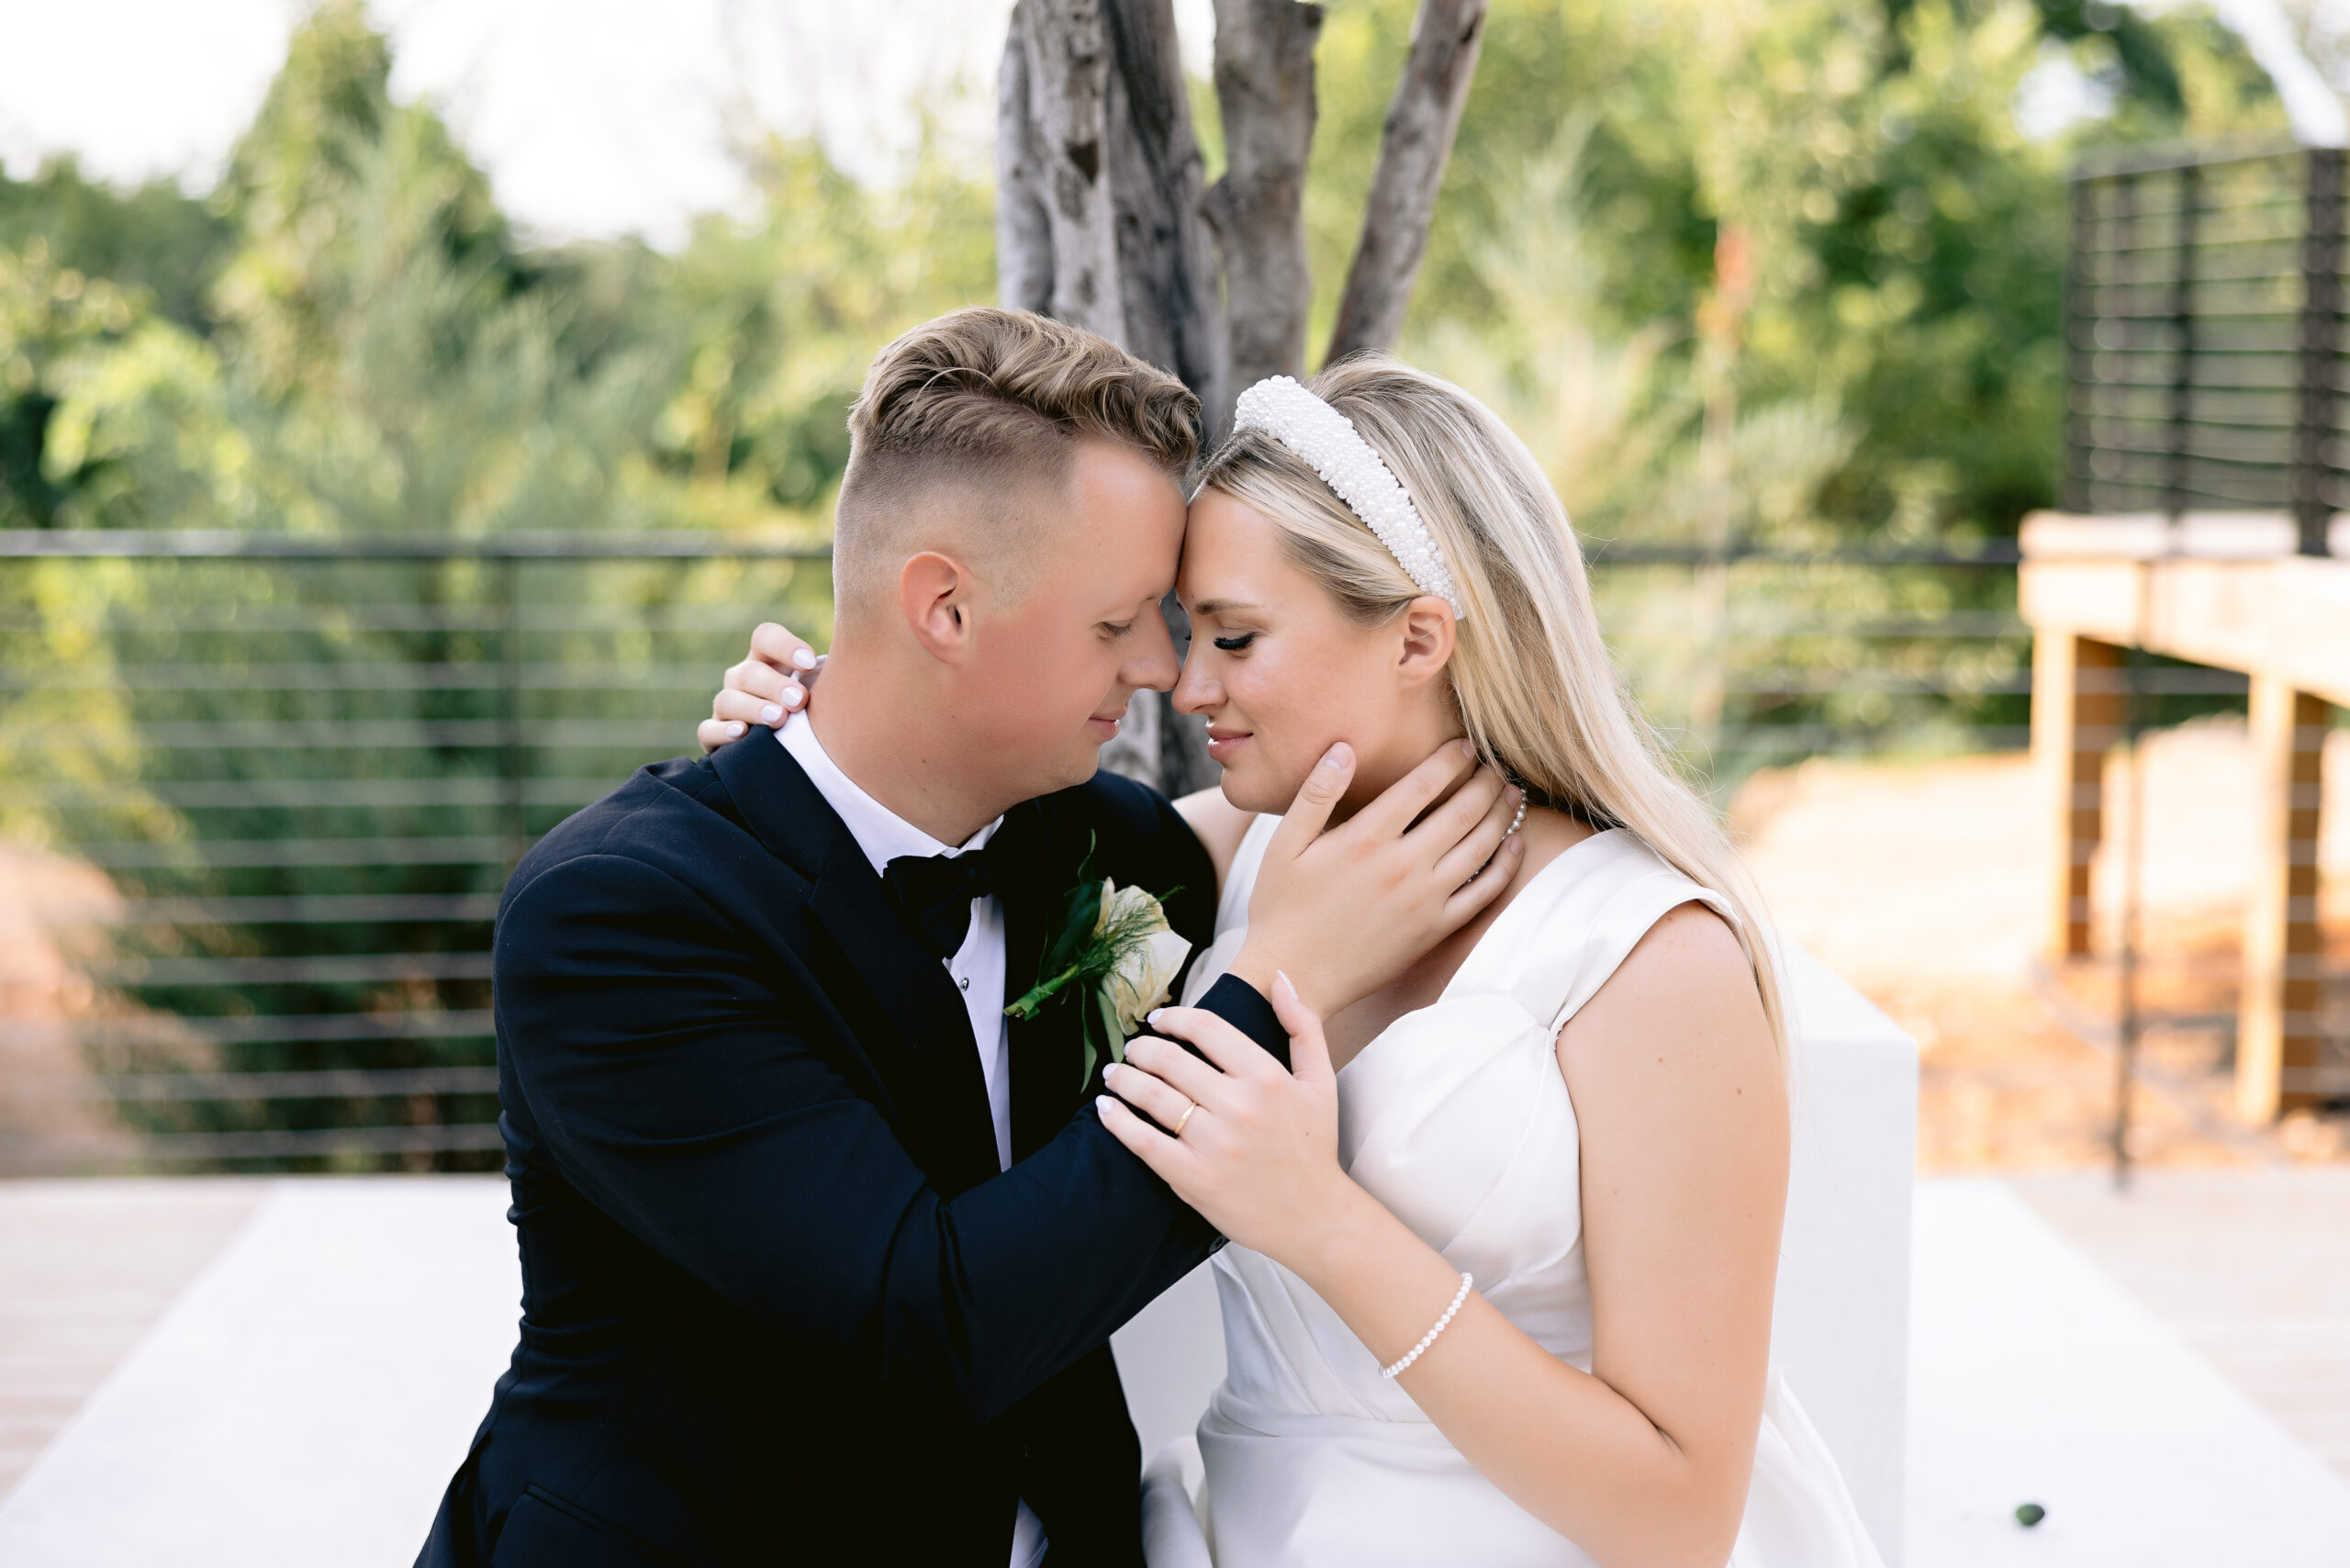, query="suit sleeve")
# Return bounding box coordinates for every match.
[1097,777,1289,1066]
[496,848,1228,1431]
